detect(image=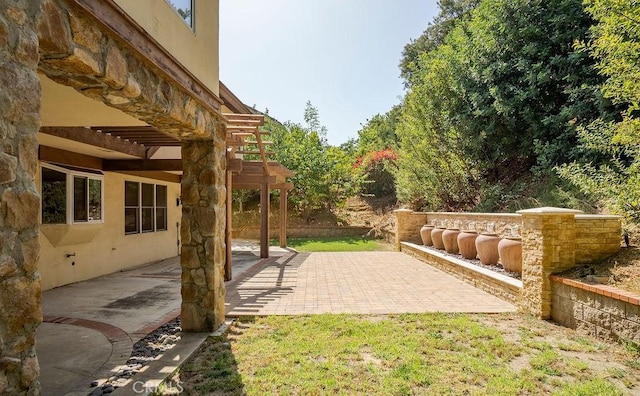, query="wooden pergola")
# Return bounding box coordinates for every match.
[38,112,293,282]
[224,113,294,279]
